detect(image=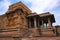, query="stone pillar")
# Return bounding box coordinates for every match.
[46,18,54,36]
[48,18,52,29]
[33,17,40,36]
[42,19,44,30]
[34,17,37,28]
